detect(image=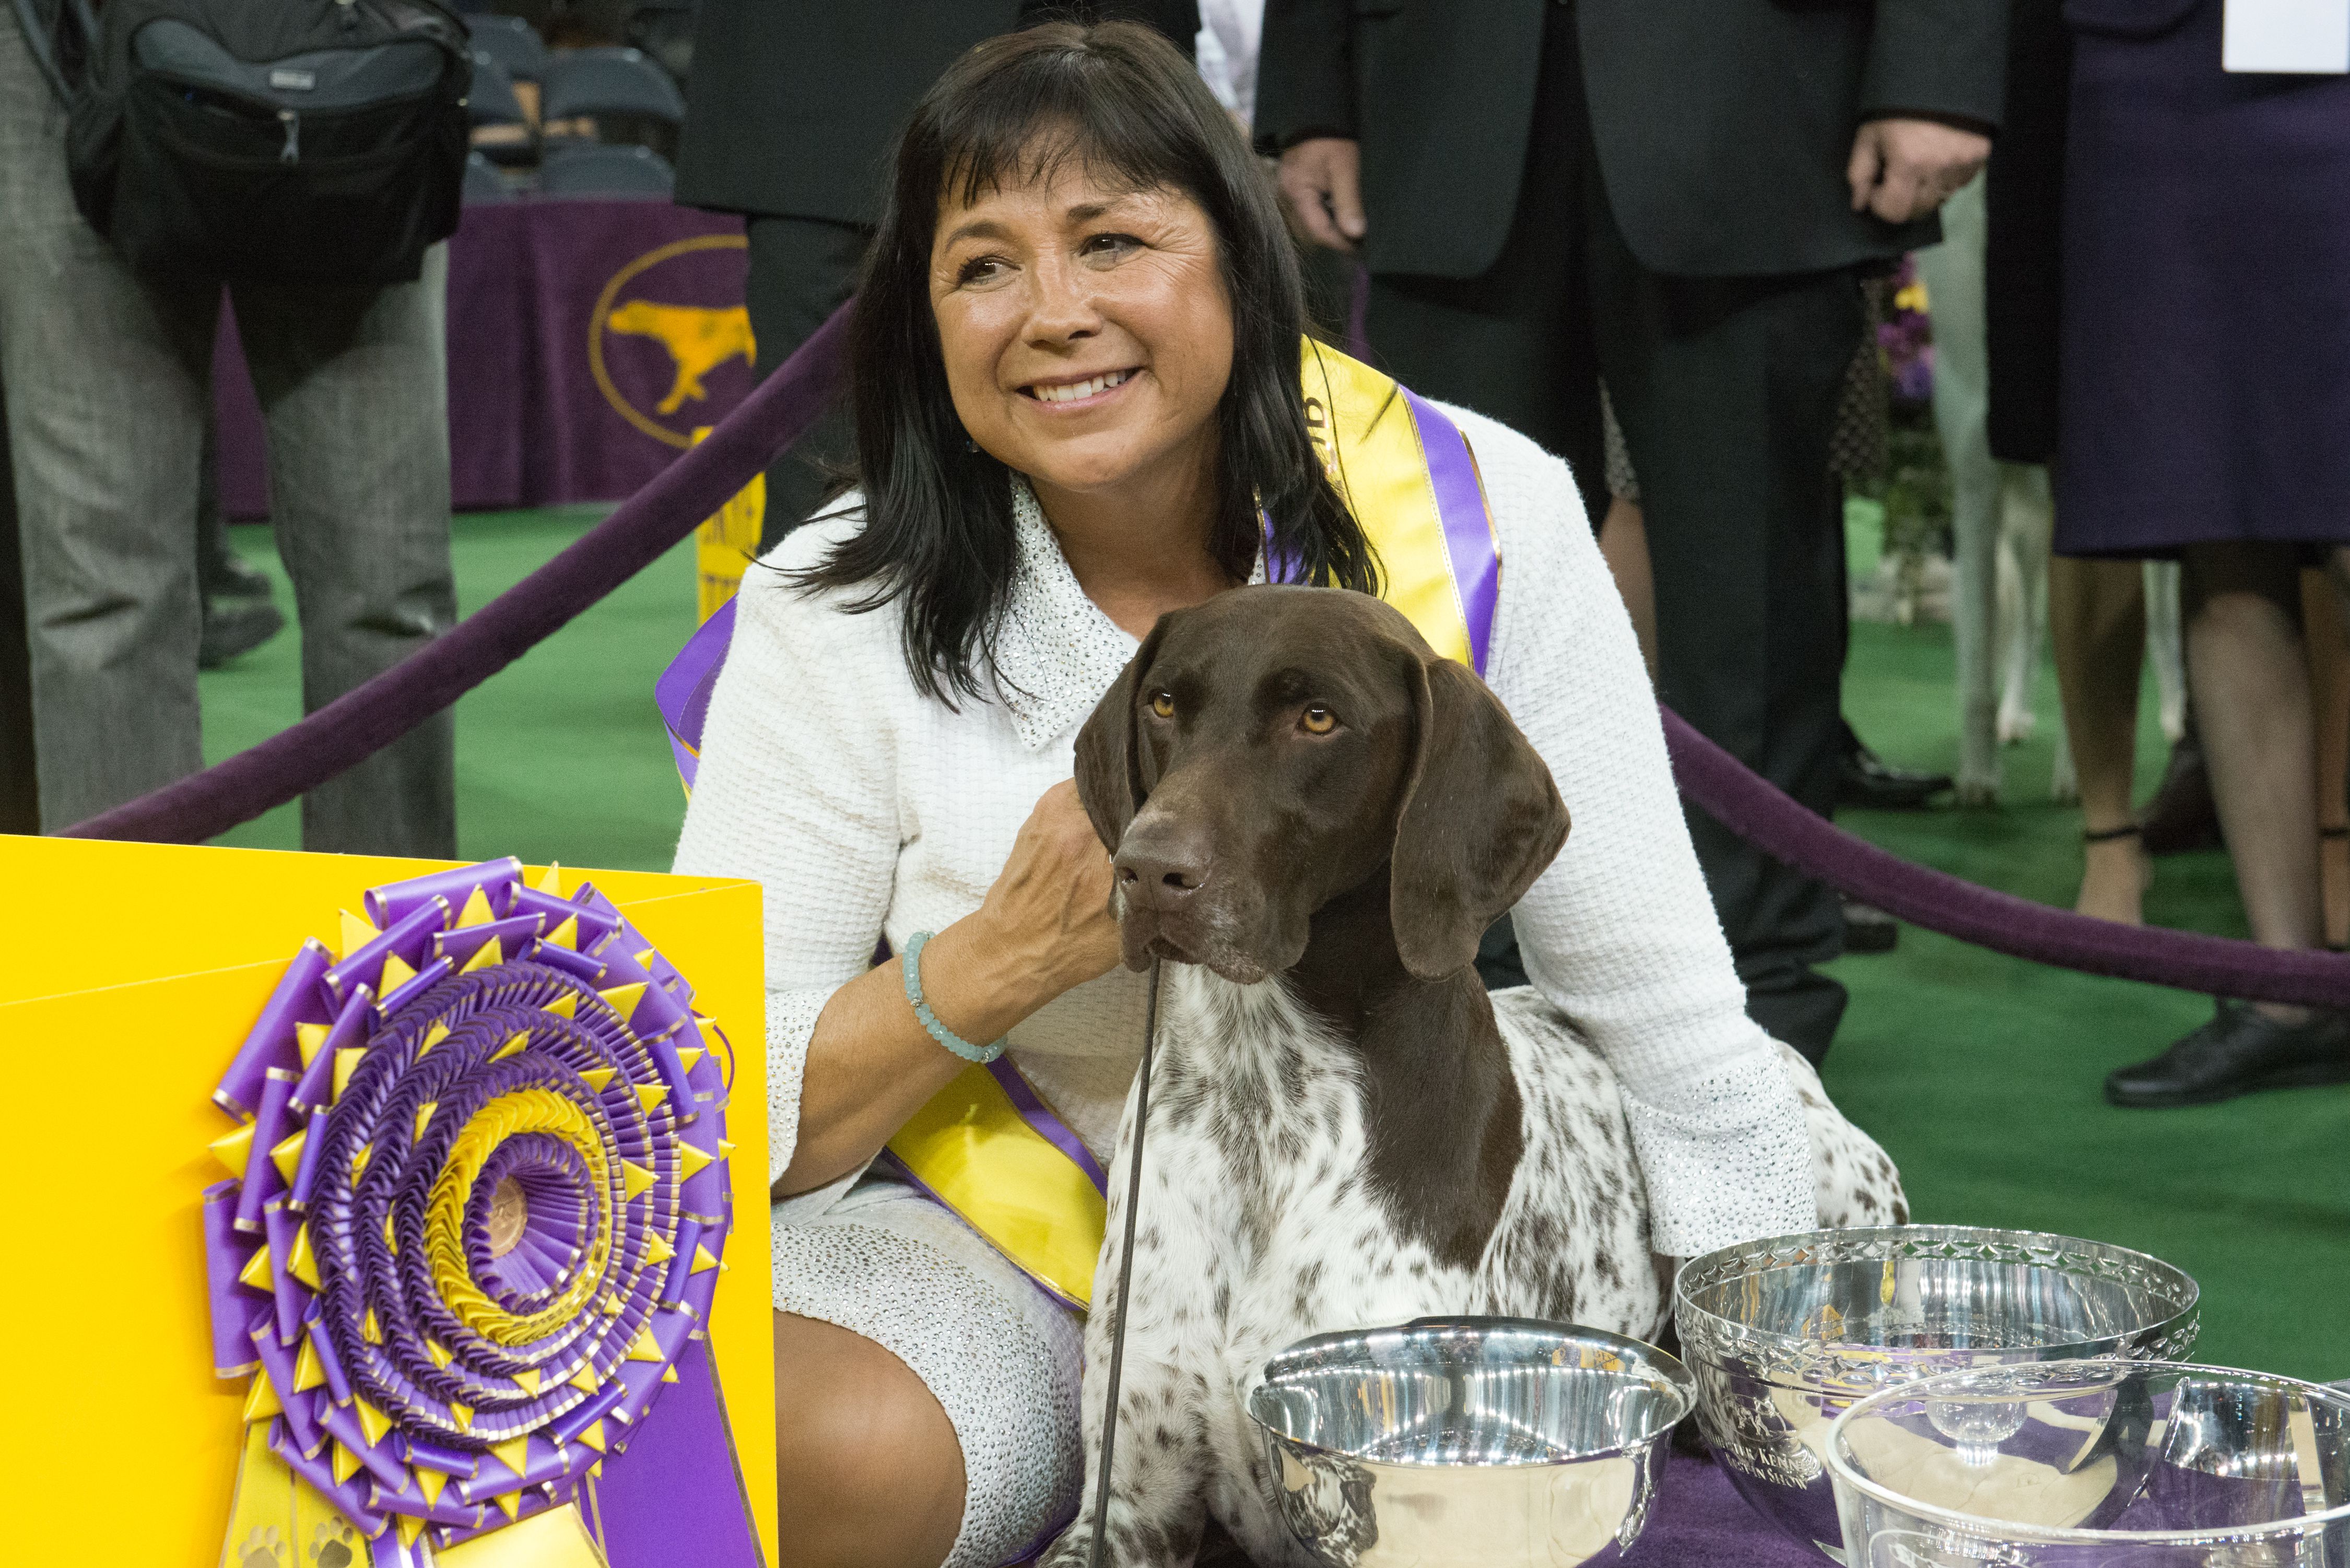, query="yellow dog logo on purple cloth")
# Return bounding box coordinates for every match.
[589,234,756,450]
